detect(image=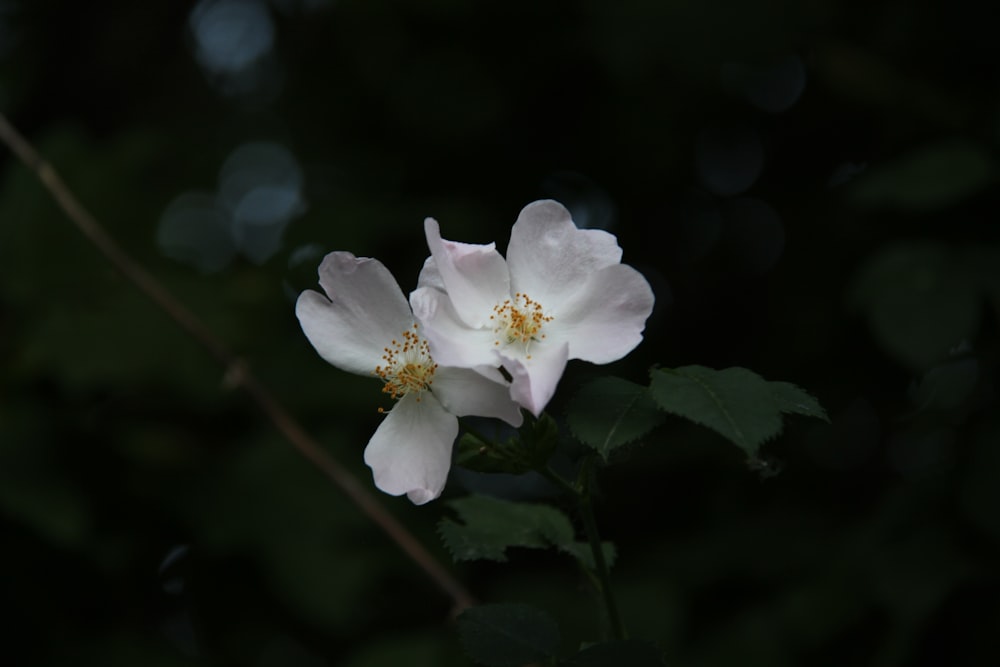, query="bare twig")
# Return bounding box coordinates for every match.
[0,112,475,614]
